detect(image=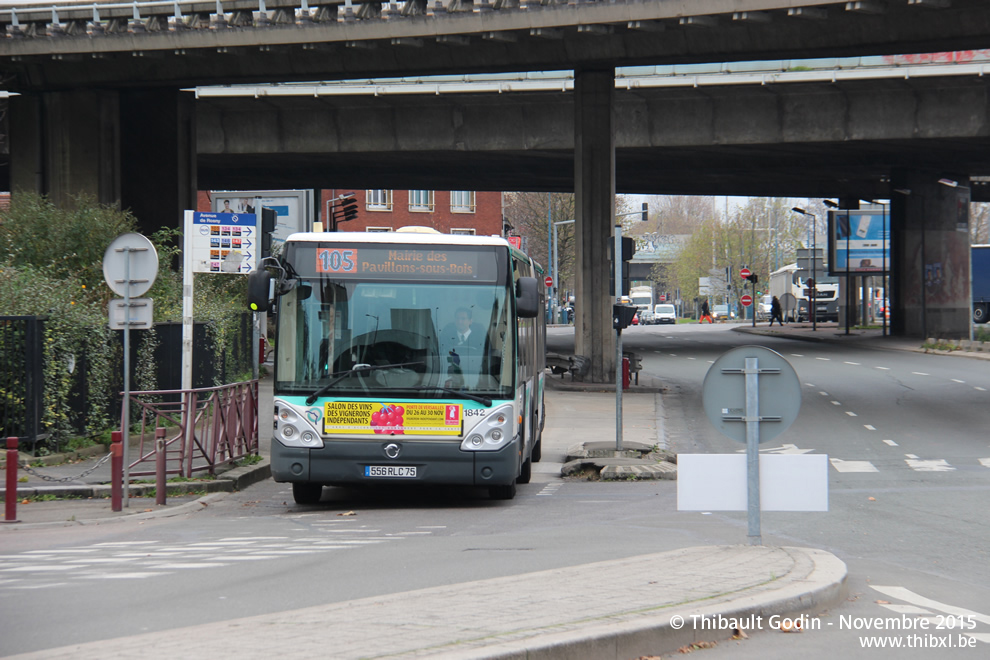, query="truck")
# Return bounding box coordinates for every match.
[974,245,990,324]
[629,285,654,324]
[769,264,840,323]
